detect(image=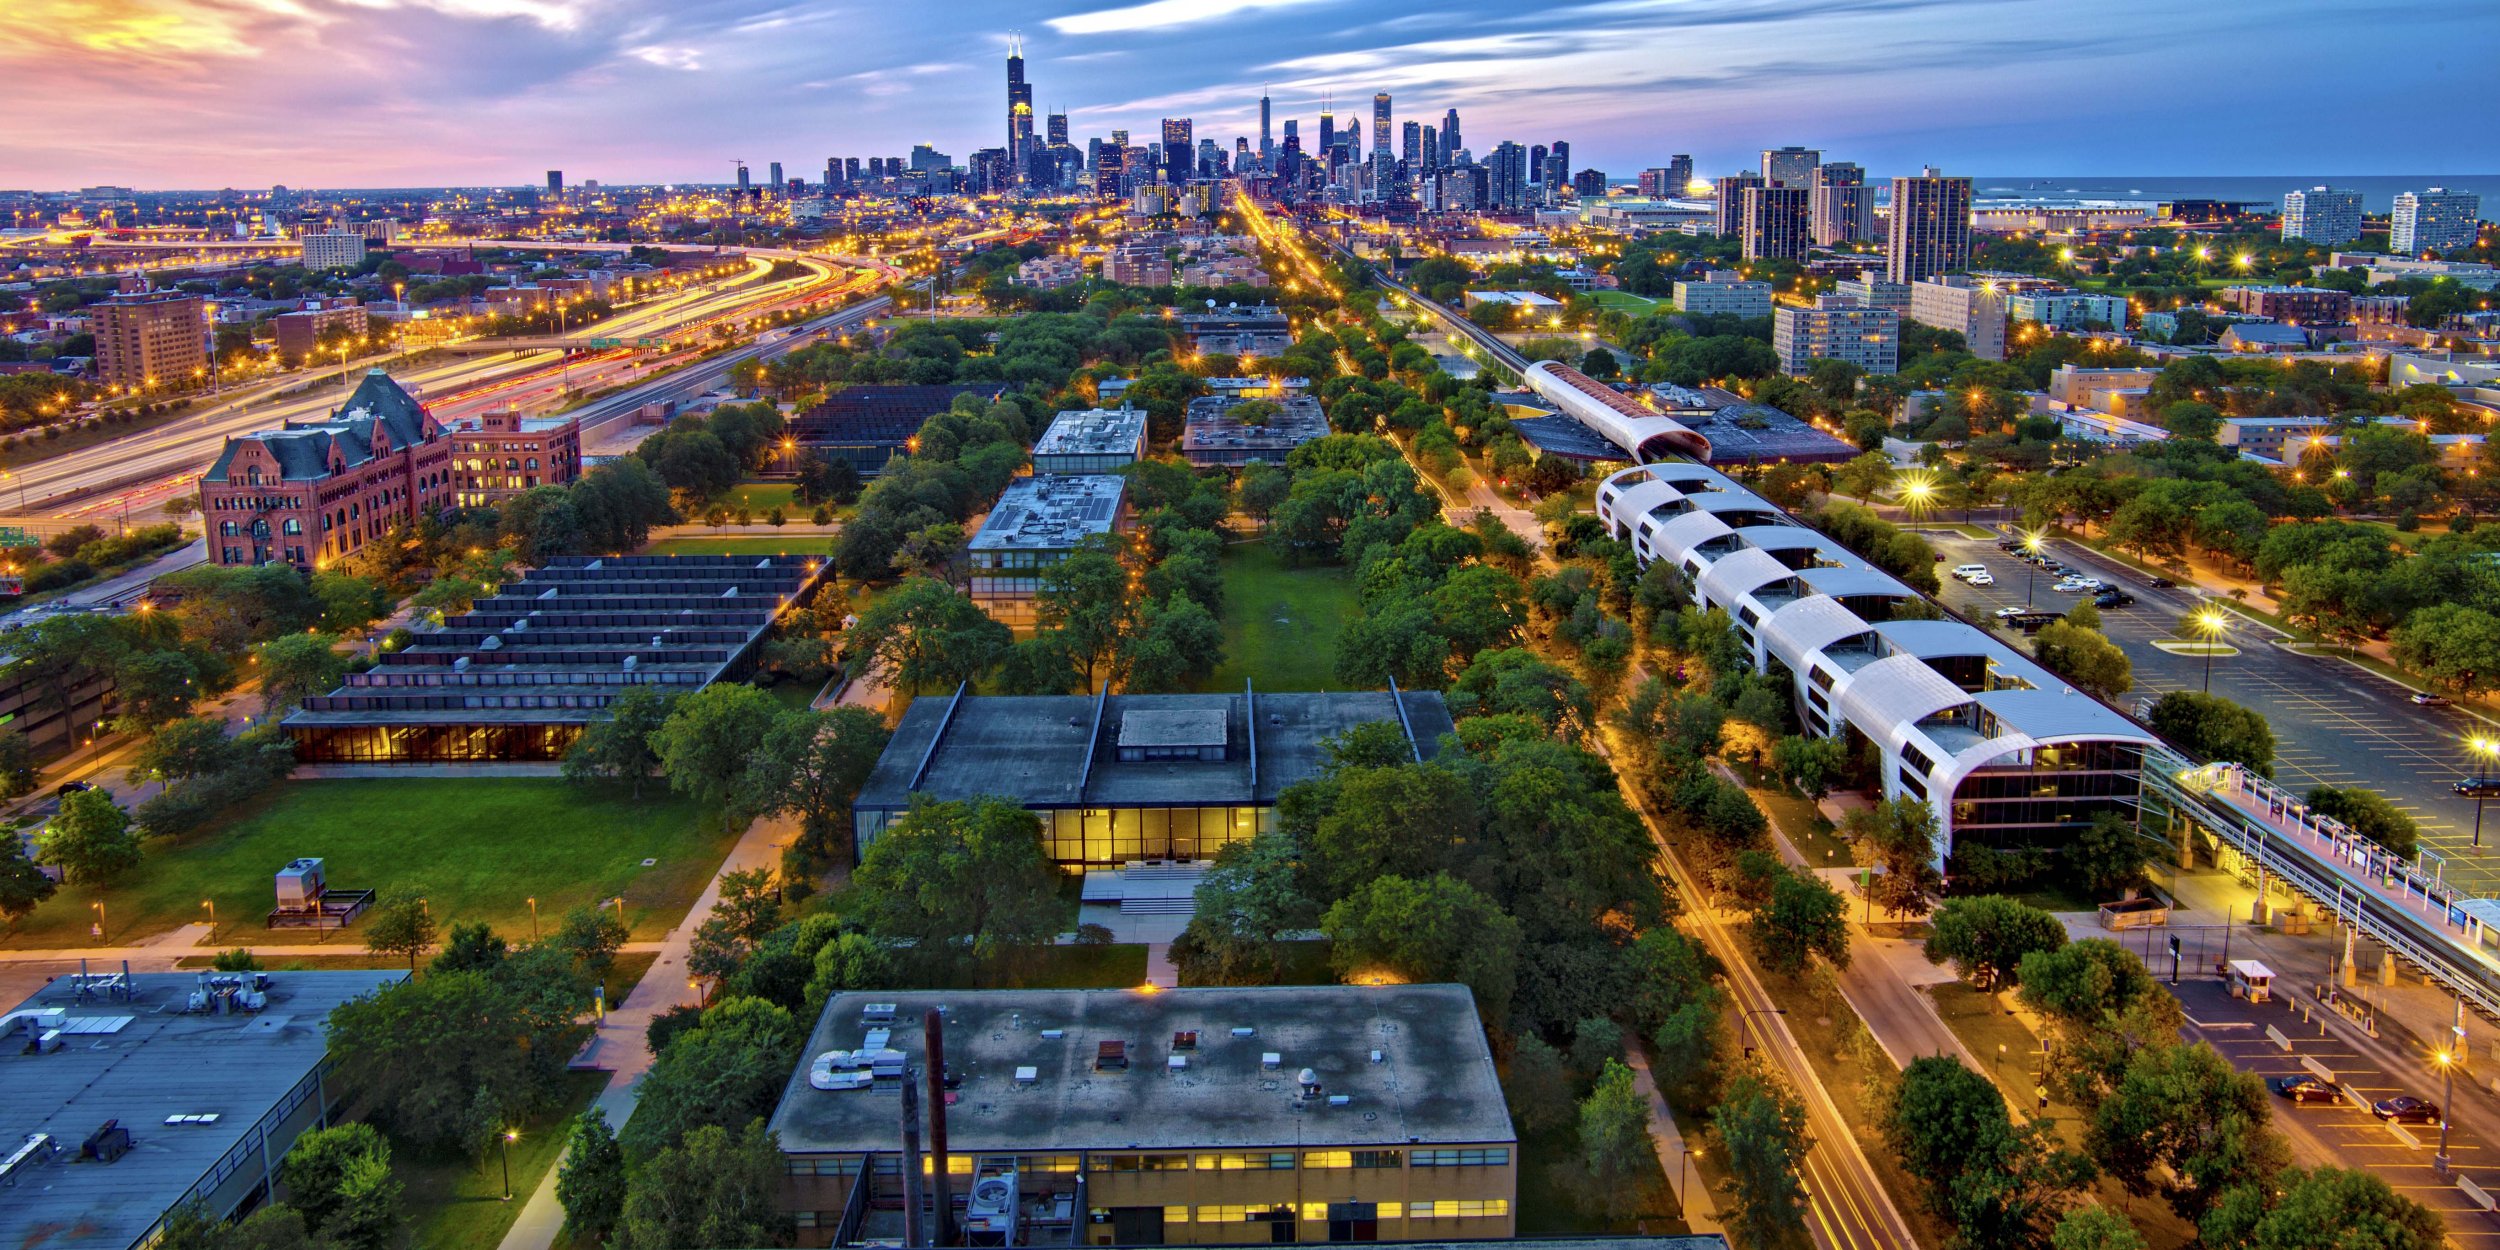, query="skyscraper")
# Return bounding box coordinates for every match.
[2392,187,2481,254]
[1741,185,1811,260]
[1419,126,1438,177]
[1259,92,1272,167]
[1487,142,1528,210]
[1401,121,1421,171]
[1372,92,1392,155]
[1666,154,1693,195]
[1759,146,1819,187]
[1047,112,1068,147]
[824,158,840,191]
[1811,162,1872,245]
[1547,141,1570,189]
[1886,167,1974,283]
[1317,96,1334,159]
[1441,109,1460,165]
[2281,186,2363,247]
[1161,118,1193,185]
[1712,171,1762,235]
[1006,36,1035,183]
[735,161,751,194]
[545,170,563,196]
[768,161,783,193]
